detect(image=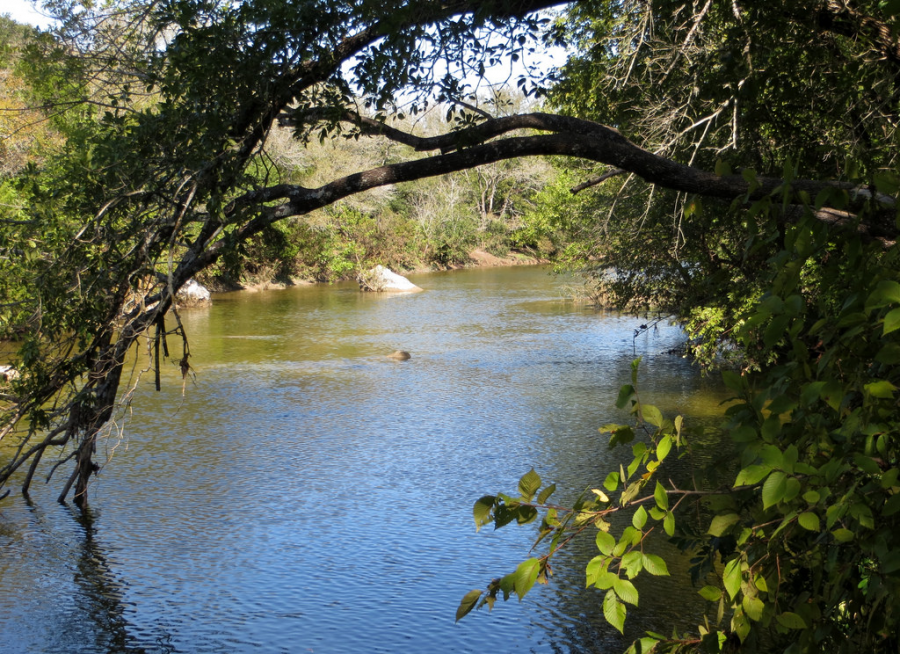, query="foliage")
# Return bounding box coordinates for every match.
[539,0,900,364]
[460,172,900,652]
[1,2,900,652]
